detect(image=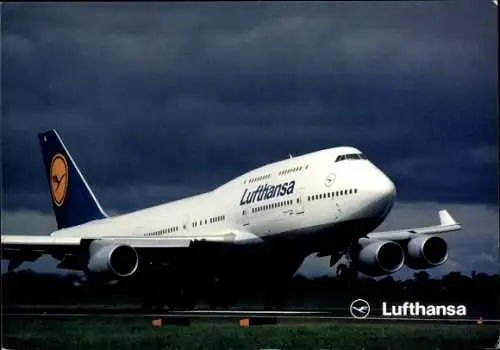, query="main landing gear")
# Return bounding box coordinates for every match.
[140,262,195,312]
[263,272,289,311]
